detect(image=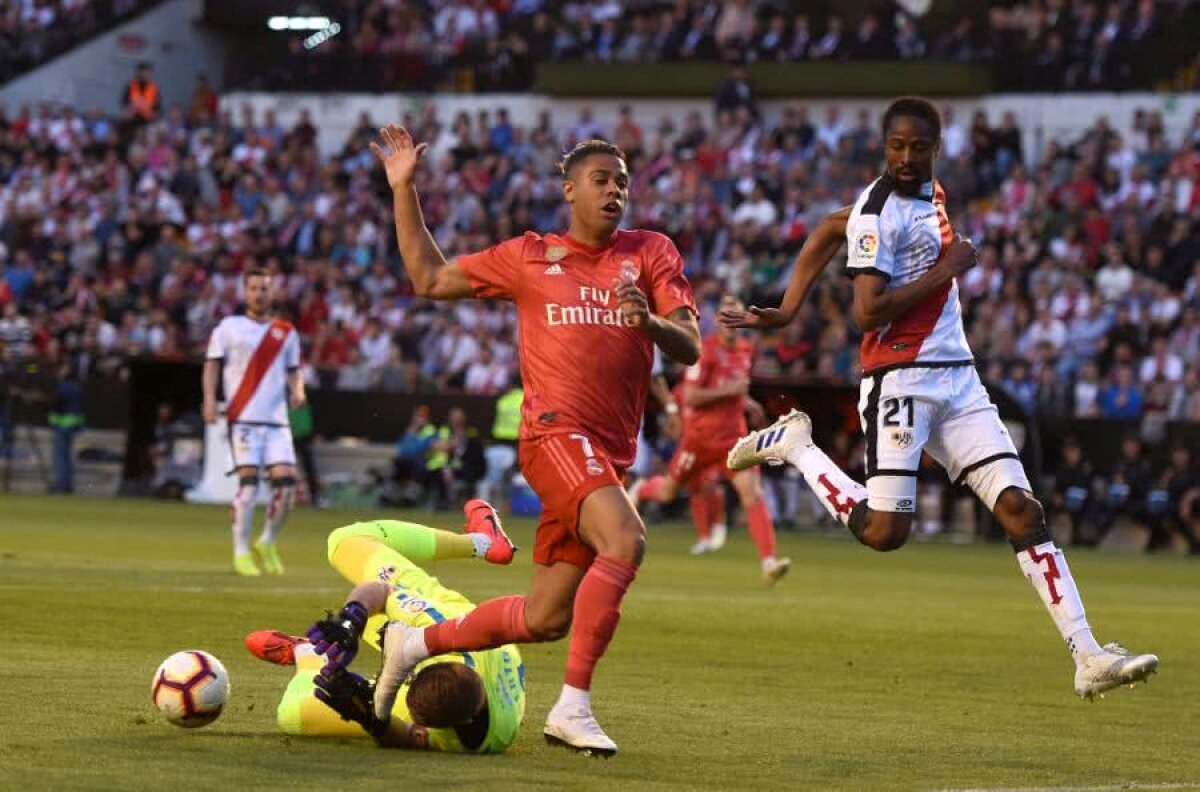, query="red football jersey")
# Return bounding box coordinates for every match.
[682,334,755,446]
[457,229,696,468]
